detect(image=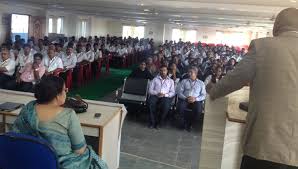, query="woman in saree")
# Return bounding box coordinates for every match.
[12,76,108,169]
